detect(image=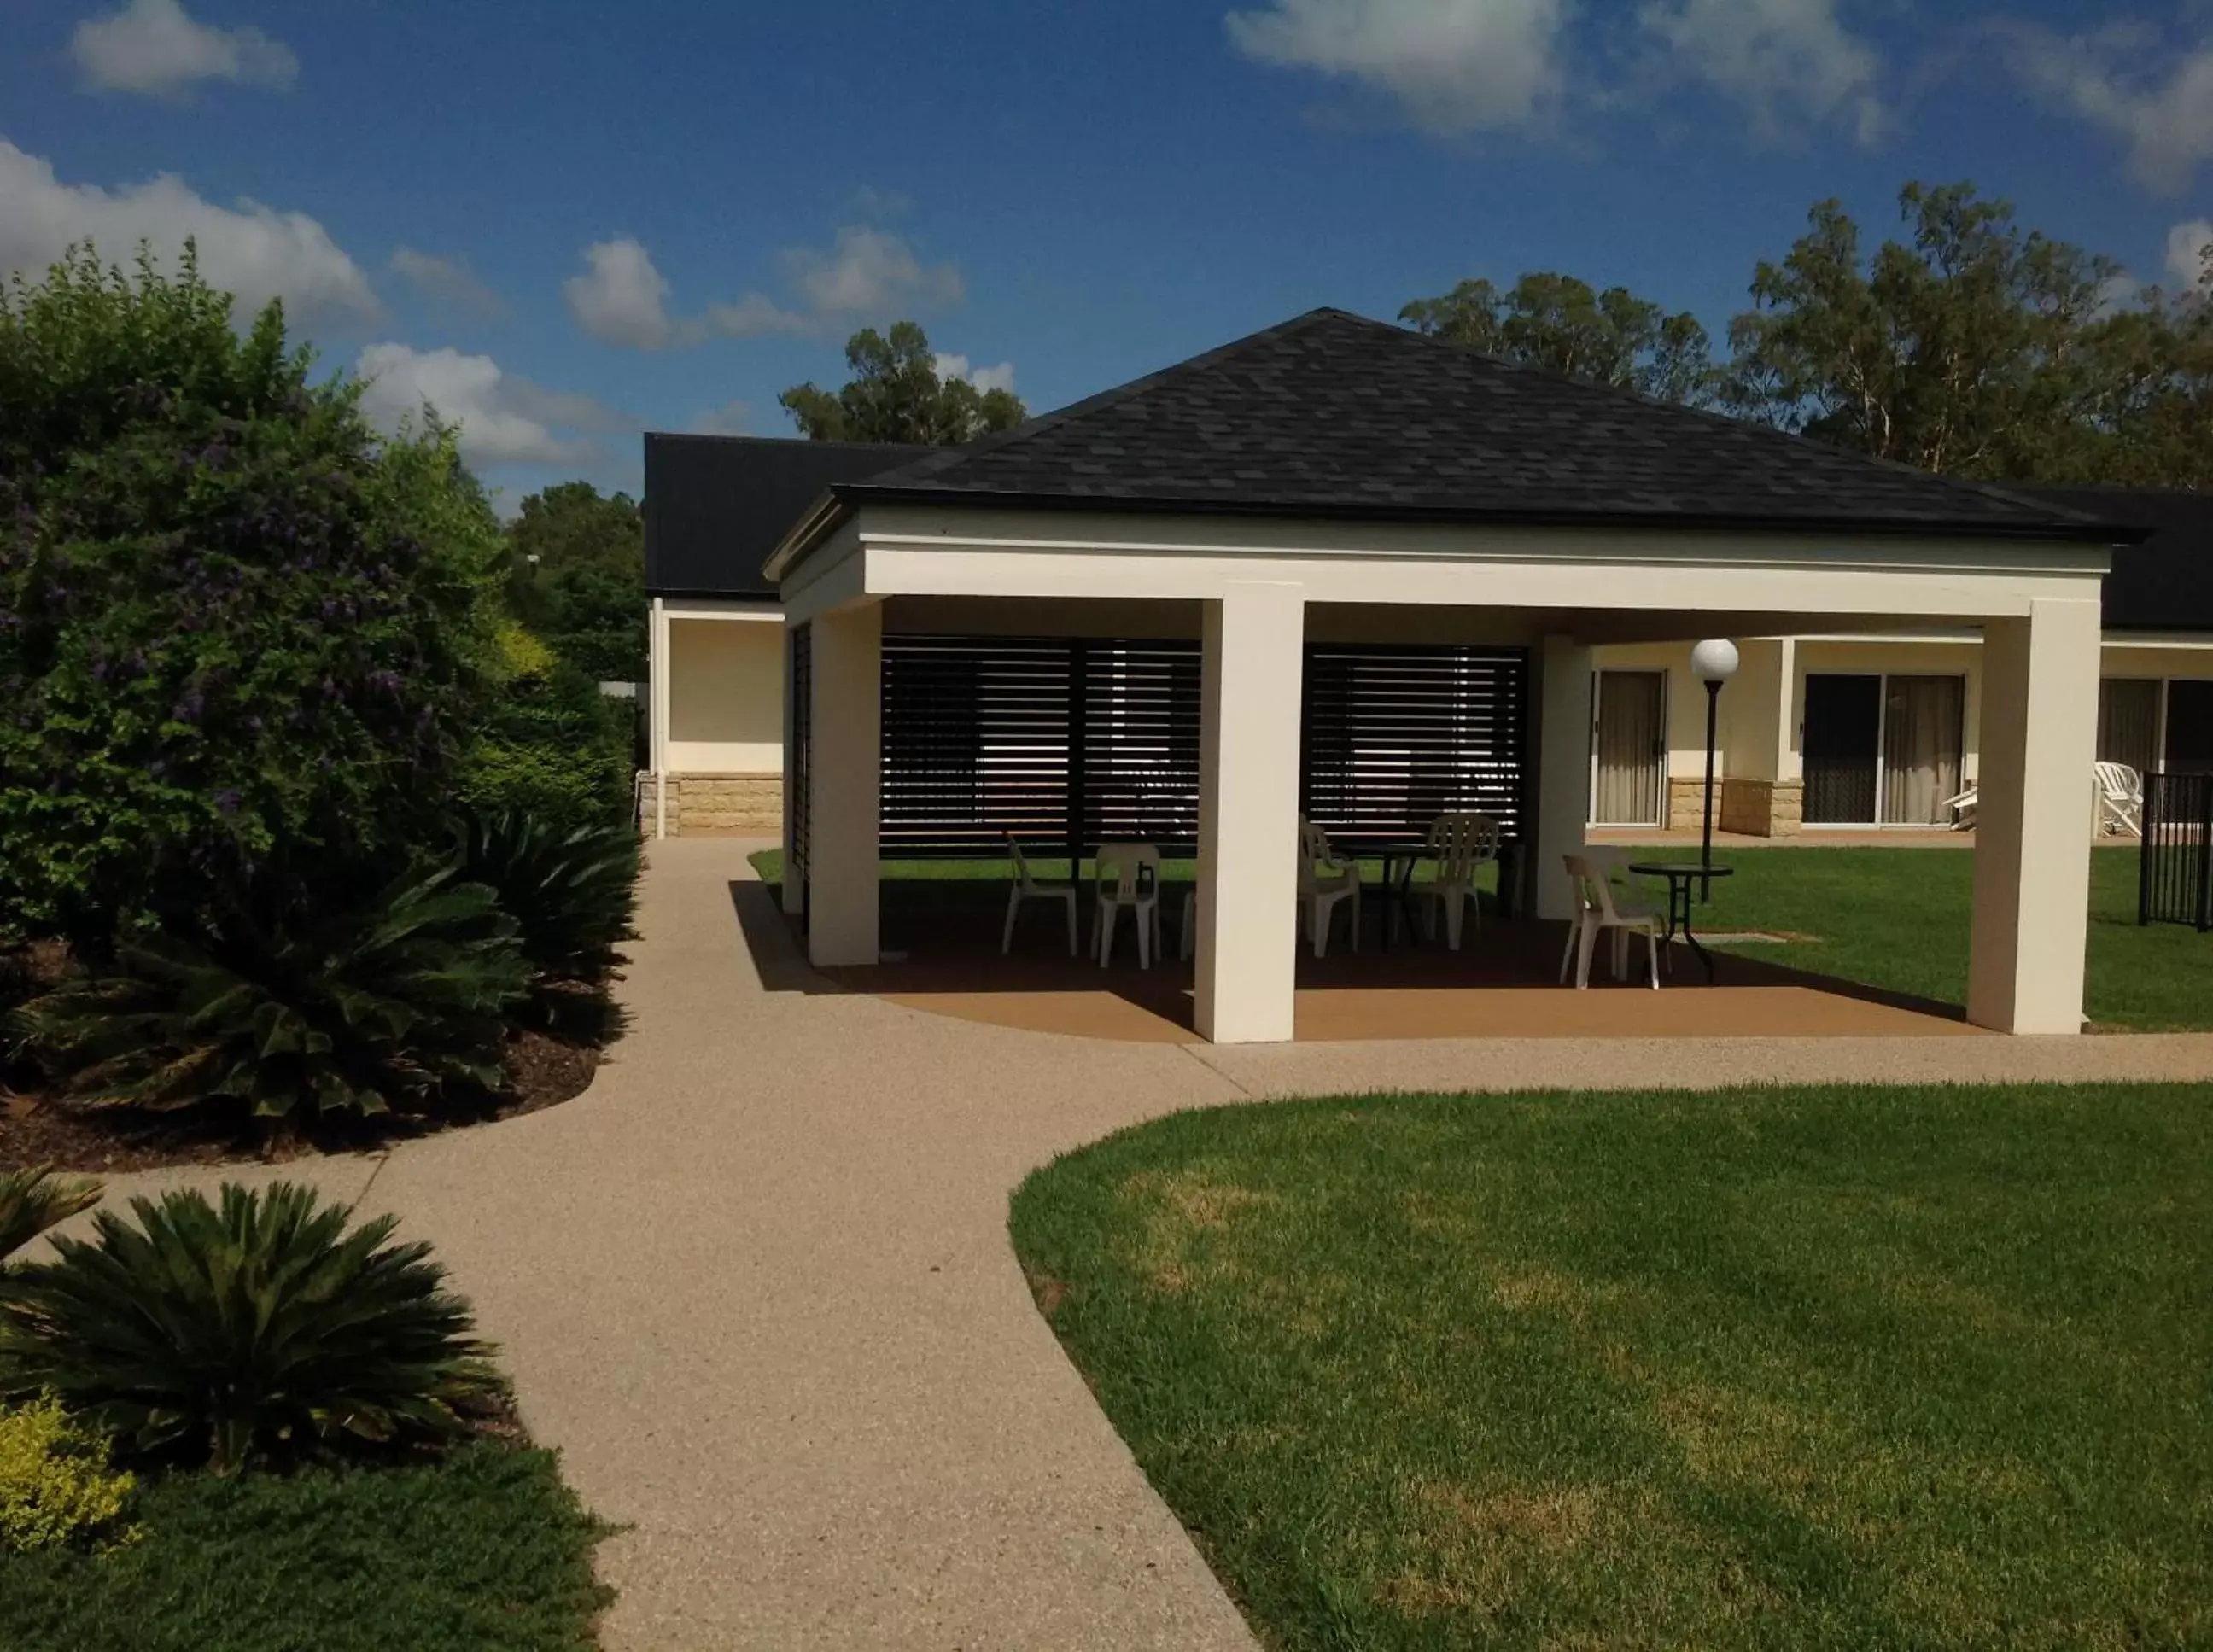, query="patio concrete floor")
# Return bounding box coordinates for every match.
[802,890,1977,1044]
[66,838,2213,1649]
